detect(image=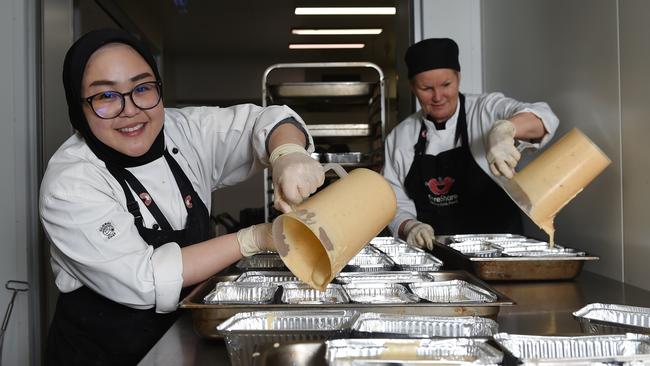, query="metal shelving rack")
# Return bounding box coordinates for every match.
[262,62,387,223]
